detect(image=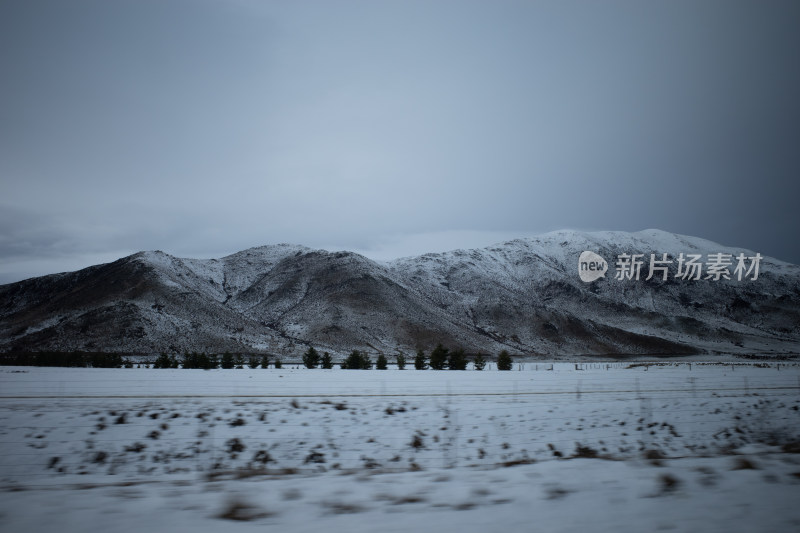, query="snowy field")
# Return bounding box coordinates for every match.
[1,363,800,532]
